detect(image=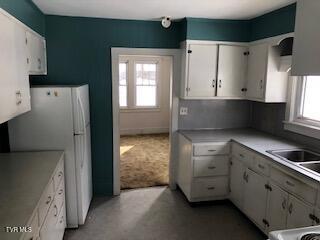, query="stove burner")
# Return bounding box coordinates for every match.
[301,233,320,240]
